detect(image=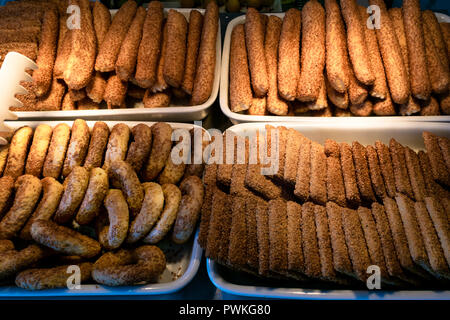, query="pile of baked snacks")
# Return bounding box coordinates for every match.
[1,0,218,111]
[198,125,450,287]
[229,0,450,117]
[0,120,206,290]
